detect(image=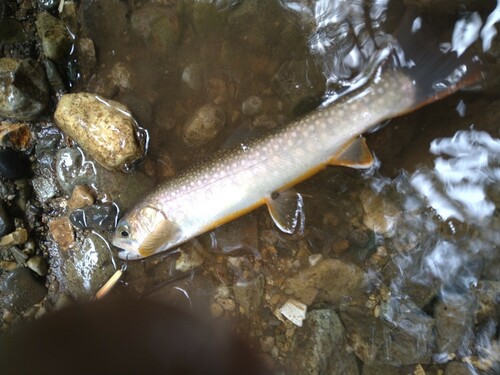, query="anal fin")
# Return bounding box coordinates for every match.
[266,189,304,234]
[329,136,374,169]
